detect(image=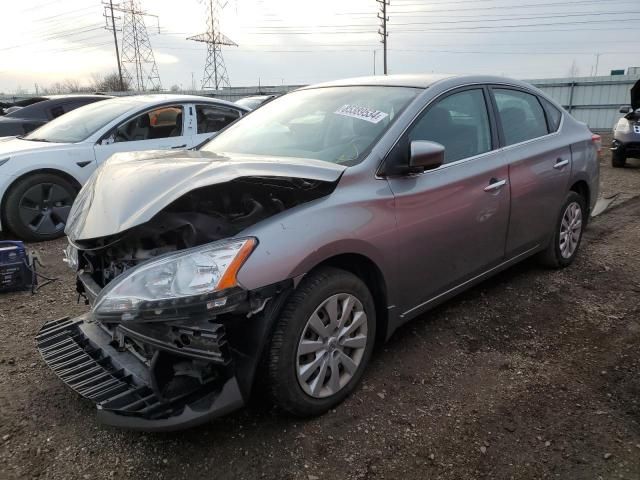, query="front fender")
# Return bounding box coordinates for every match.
[237,178,400,313]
